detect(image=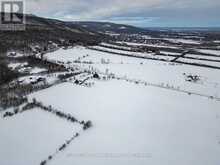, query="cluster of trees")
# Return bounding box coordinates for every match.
[16,80,54,95]
[3,111,14,118]
[27,56,67,73]
[0,92,28,110]
[82,120,92,130]
[58,72,79,81]
[0,62,20,86]
[0,81,53,110]
[2,100,38,118]
[183,73,200,83]
[93,73,100,79]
